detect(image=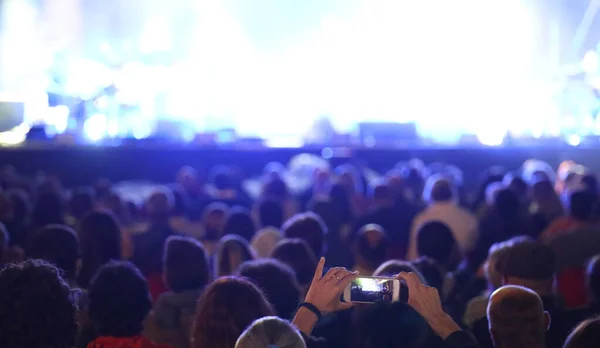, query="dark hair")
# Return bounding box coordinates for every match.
[261,176,289,201]
[210,166,233,190]
[498,240,555,280]
[425,176,454,202]
[257,199,284,229]
[77,210,122,288]
[282,212,327,257]
[88,261,152,337]
[202,202,229,241]
[354,302,431,348]
[33,190,66,227]
[0,260,77,348]
[412,257,444,293]
[488,286,546,348]
[238,259,301,319]
[564,316,600,348]
[164,236,210,292]
[192,277,275,348]
[587,255,600,303]
[329,183,354,224]
[569,190,596,221]
[416,221,456,266]
[355,224,389,270]
[271,238,318,287]
[370,182,392,202]
[145,188,174,221]
[0,222,8,262]
[27,225,78,280]
[215,235,254,277]
[223,207,256,241]
[494,188,521,220]
[168,183,190,217]
[69,187,95,220]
